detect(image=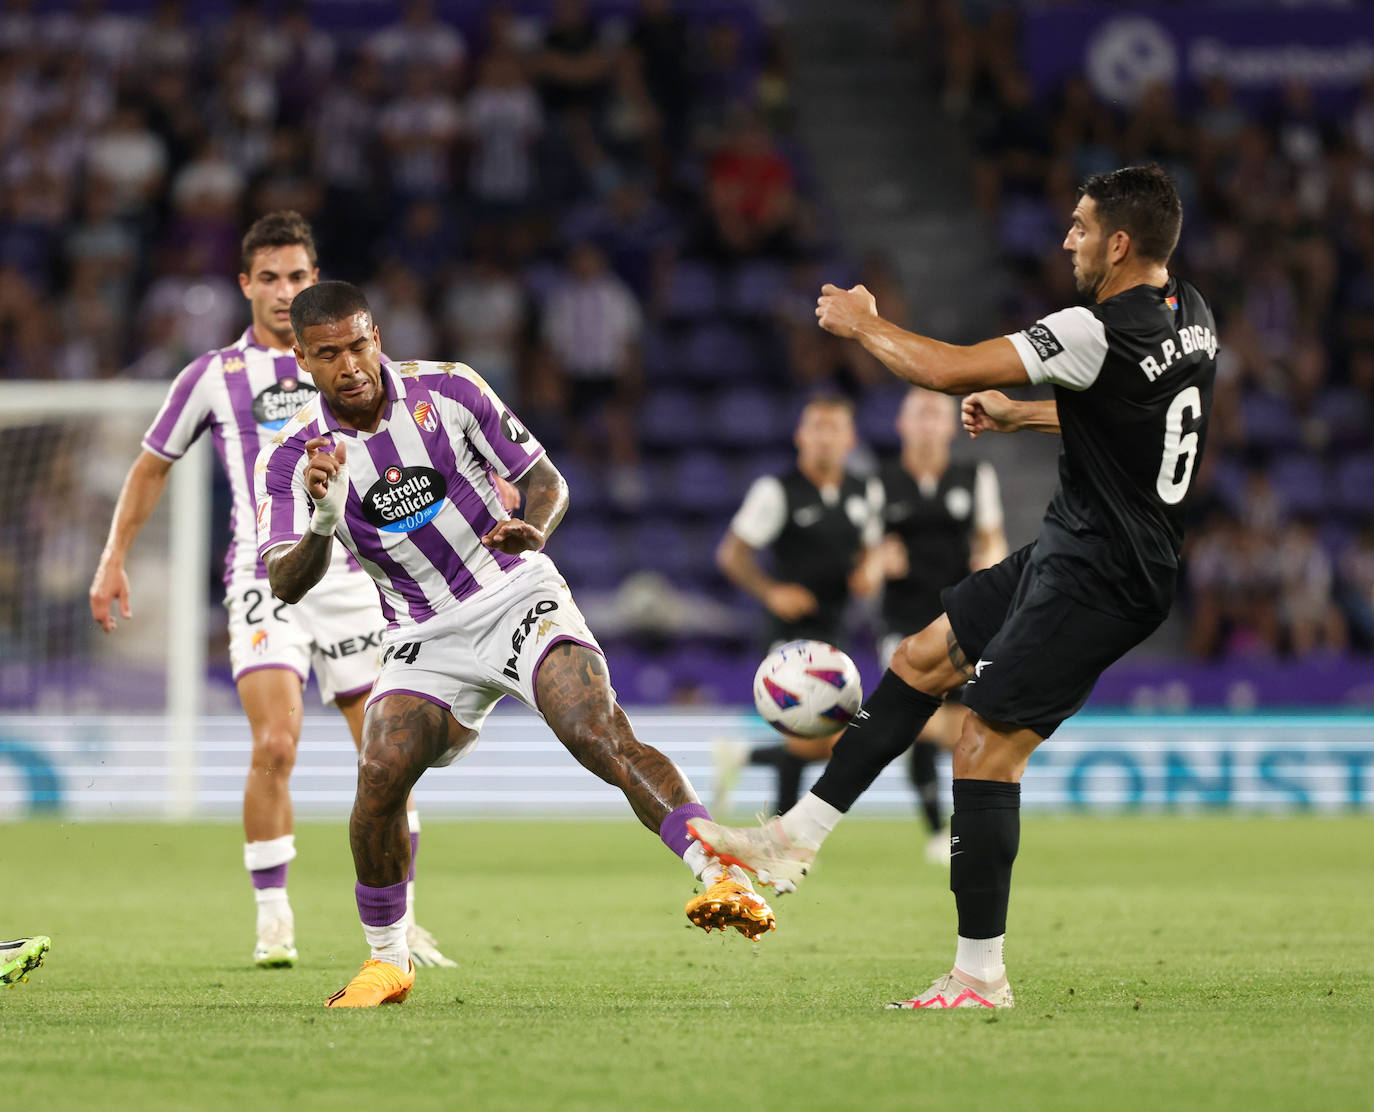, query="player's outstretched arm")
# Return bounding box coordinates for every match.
[961,391,1061,439]
[482,455,567,554]
[716,531,818,621]
[265,437,347,603]
[816,284,1032,395]
[90,451,174,632]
